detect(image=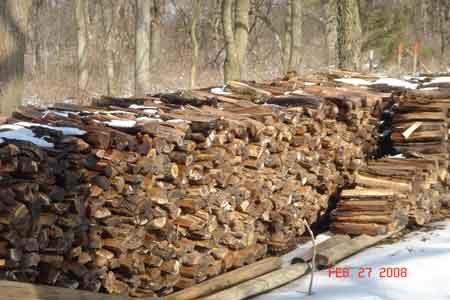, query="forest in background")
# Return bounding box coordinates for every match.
[0,0,449,114]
